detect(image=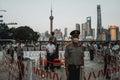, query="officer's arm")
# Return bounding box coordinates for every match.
[65,56,69,68]
[106,54,109,63]
[64,46,69,67]
[66,41,72,47]
[81,48,84,66]
[64,47,69,78]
